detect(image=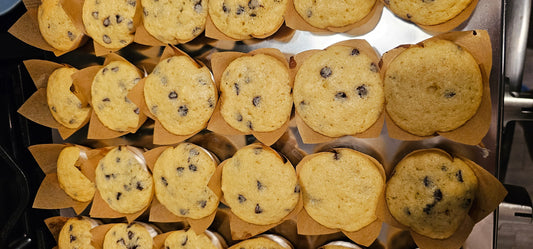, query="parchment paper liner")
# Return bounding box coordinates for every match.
[295,149,386,247]
[290,39,385,144]
[207,48,293,146]
[72,53,147,140]
[153,229,228,249]
[89,222,160,249]
[29,144,94,214]
[86,145,153,223]
[381,30,492,145]
[285,0,383,35]
[17,60,91,140]
[215,143,303,240]
[381,0,479,34]
[142,144,221,234]
[8,0,88,56]
[44,216,102,248]
[380,148,507,249]
[127,45,216,145]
